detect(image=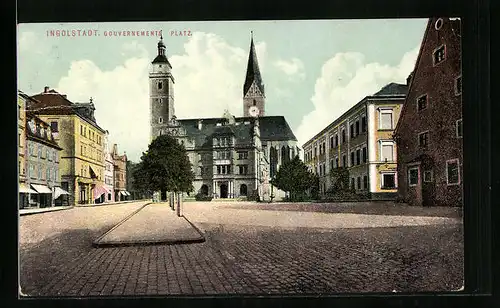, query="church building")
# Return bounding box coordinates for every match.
[149,34,298,200]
